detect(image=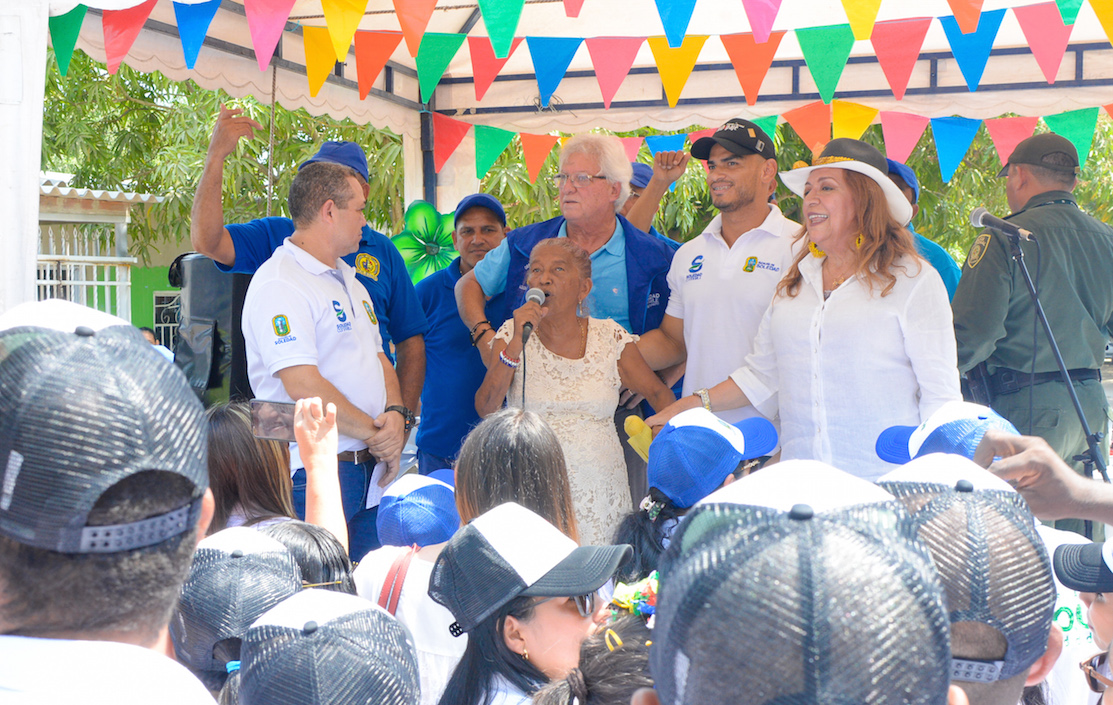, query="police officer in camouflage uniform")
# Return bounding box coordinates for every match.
[952,133,1113,536]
